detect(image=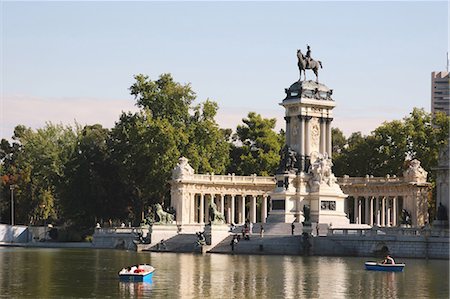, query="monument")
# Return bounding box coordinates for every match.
[267,46,350,226]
